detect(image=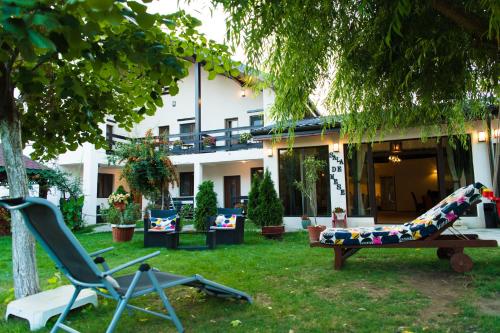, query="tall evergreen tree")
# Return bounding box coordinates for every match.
[254,170,283,227]
[194,180,218,231]
[246,173,261,222]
